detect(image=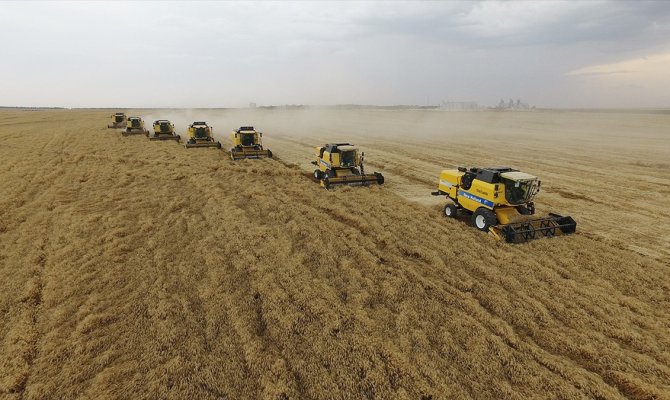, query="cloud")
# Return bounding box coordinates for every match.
[567,52,670,77]
[0,1,669,108]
